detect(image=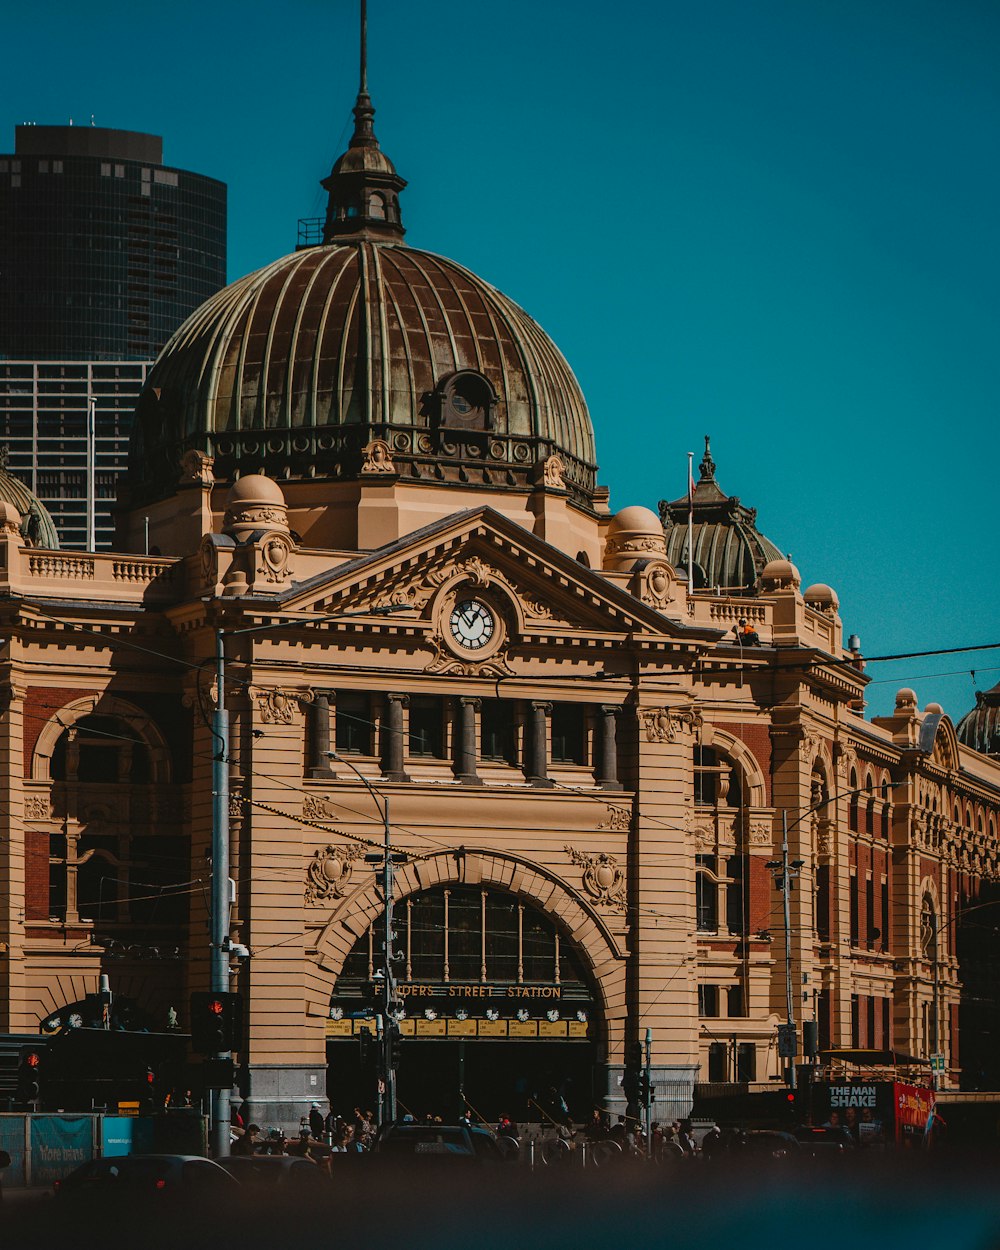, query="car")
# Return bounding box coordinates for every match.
[219,1154,332,1192]
[54,1153,240,1204]
[372,1122,508,1164]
